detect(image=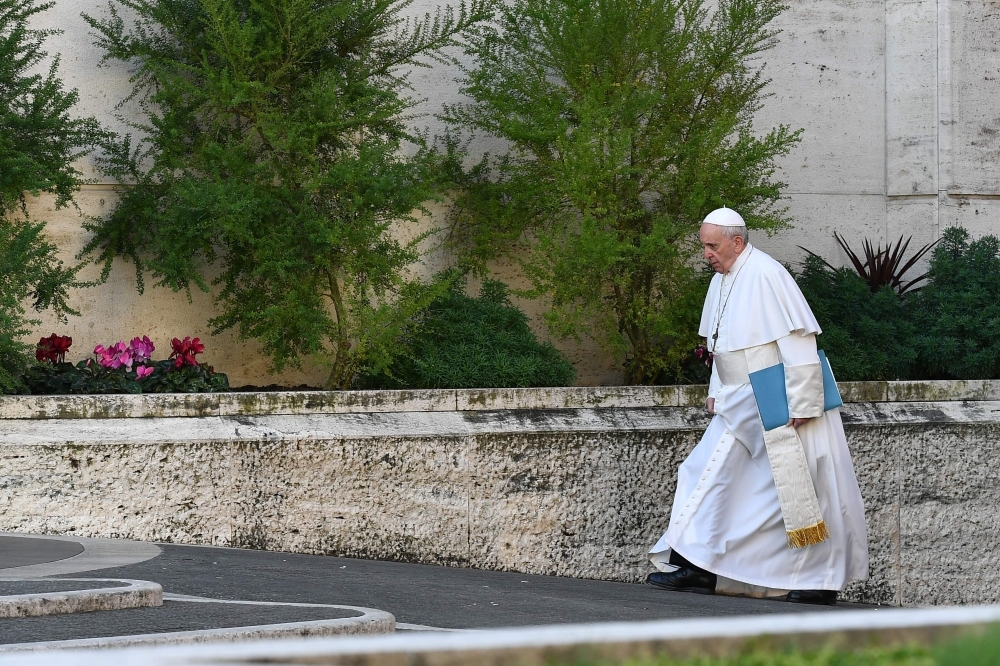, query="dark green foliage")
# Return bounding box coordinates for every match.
[443,0,800,385]
[796,227,1000,382]
[24,359,229,394]
[357,278,575,389]
[676,344,714,385]
[910,227,1000,380]
[794,255,917,381]
[0,0,103,393]
[82,0,490,390]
